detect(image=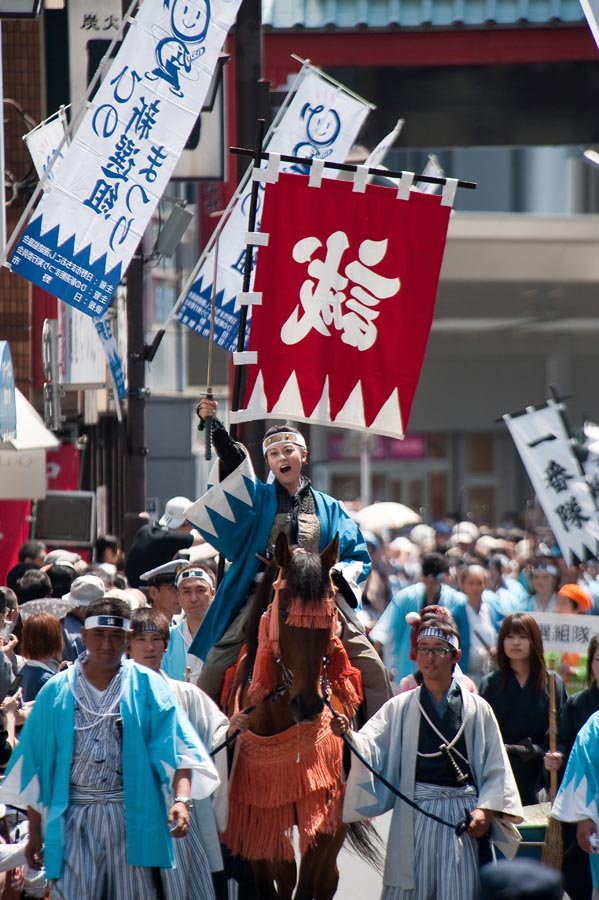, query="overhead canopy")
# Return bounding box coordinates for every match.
[0,390,58,500]
[1,389,59,451]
